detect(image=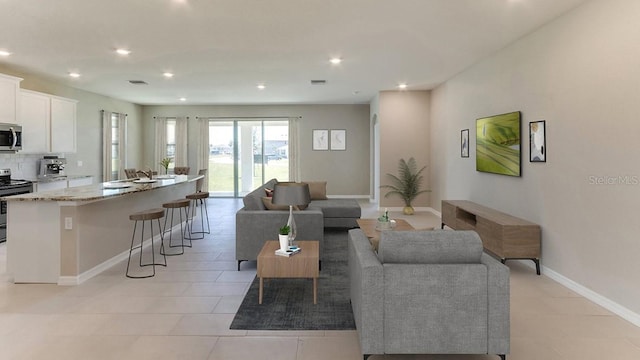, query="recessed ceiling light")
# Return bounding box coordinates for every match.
[257,84,266,90]
[0,50,11,57]
[163,72,174,78]
[179,97,187,102]
[69,72,81,78]
[329,57,342,65]
[398,83,408,89]
[116,48,131,55]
